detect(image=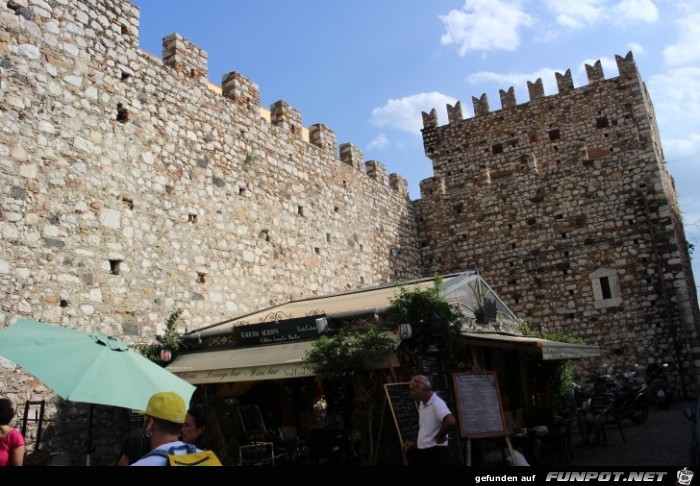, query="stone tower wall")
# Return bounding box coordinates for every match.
[417,52,700,391]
